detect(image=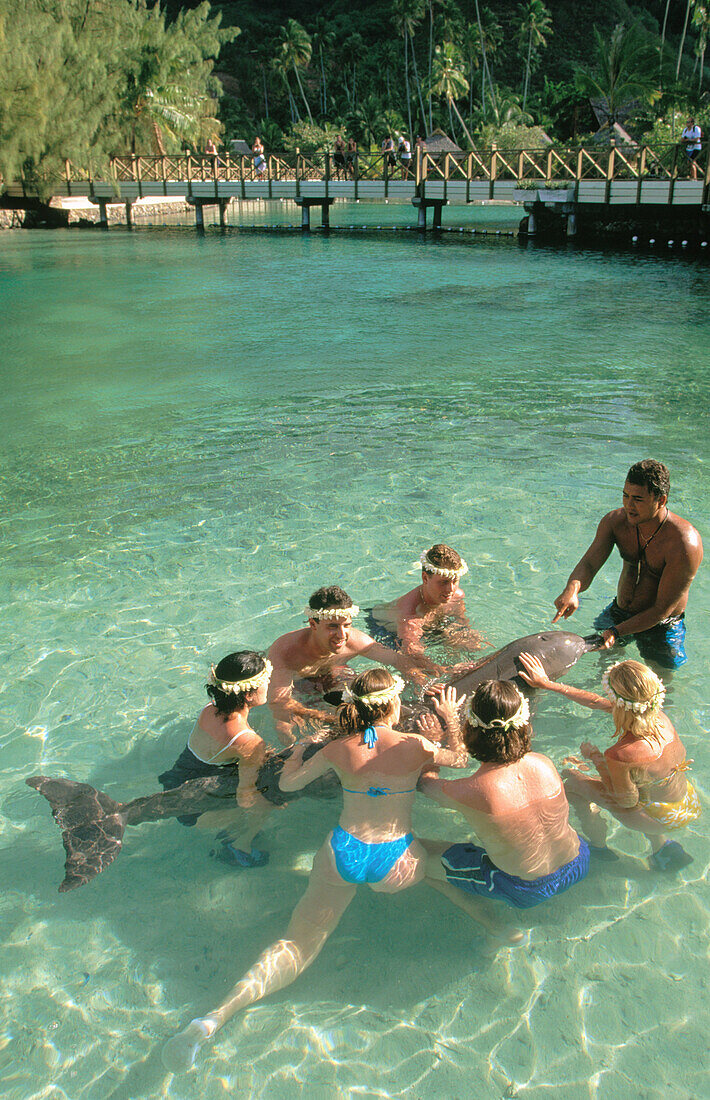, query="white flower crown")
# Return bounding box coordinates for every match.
[343,674,405,707]
[420,551,469,579]
[208,659,272,695]
[469,688,530,731]
[601,662,666,714]
[304,605,359,621]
